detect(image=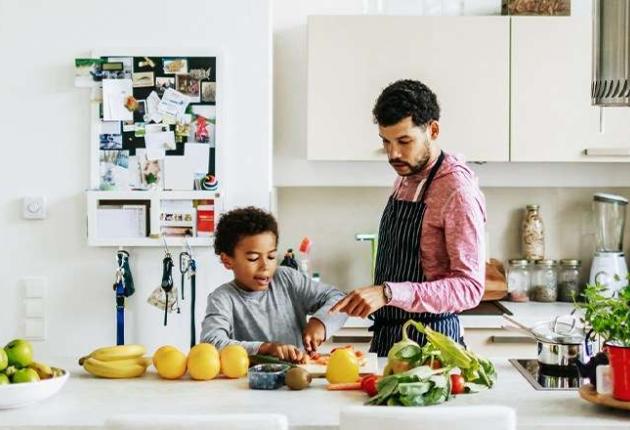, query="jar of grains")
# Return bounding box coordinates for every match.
[522,205,545,261]
[507,259,530,302]
[557,259,582,302]
[530,259,557,302]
